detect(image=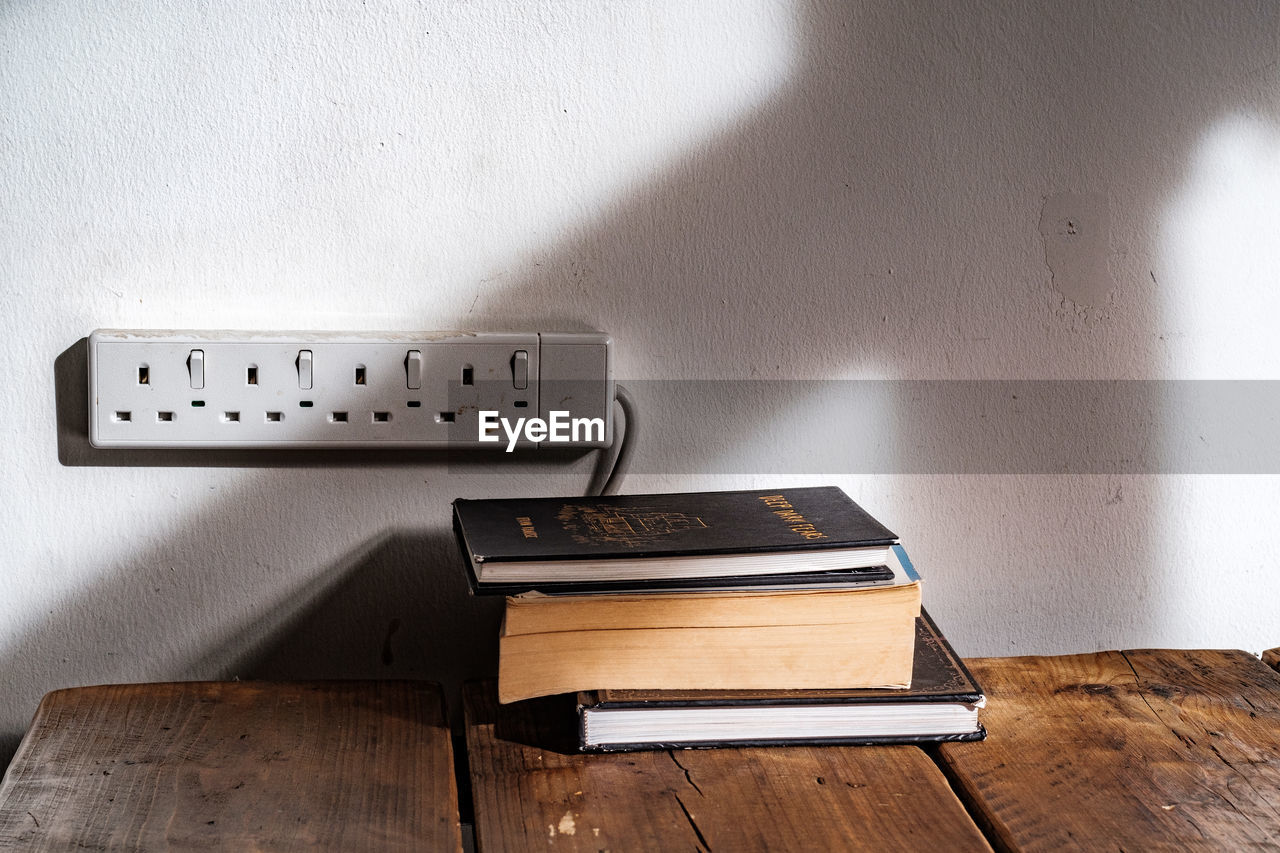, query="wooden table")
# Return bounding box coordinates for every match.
[467,649,1280,851]
[938,649,1280,851]
[4,650,1280,851]
[0,681,461,852]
